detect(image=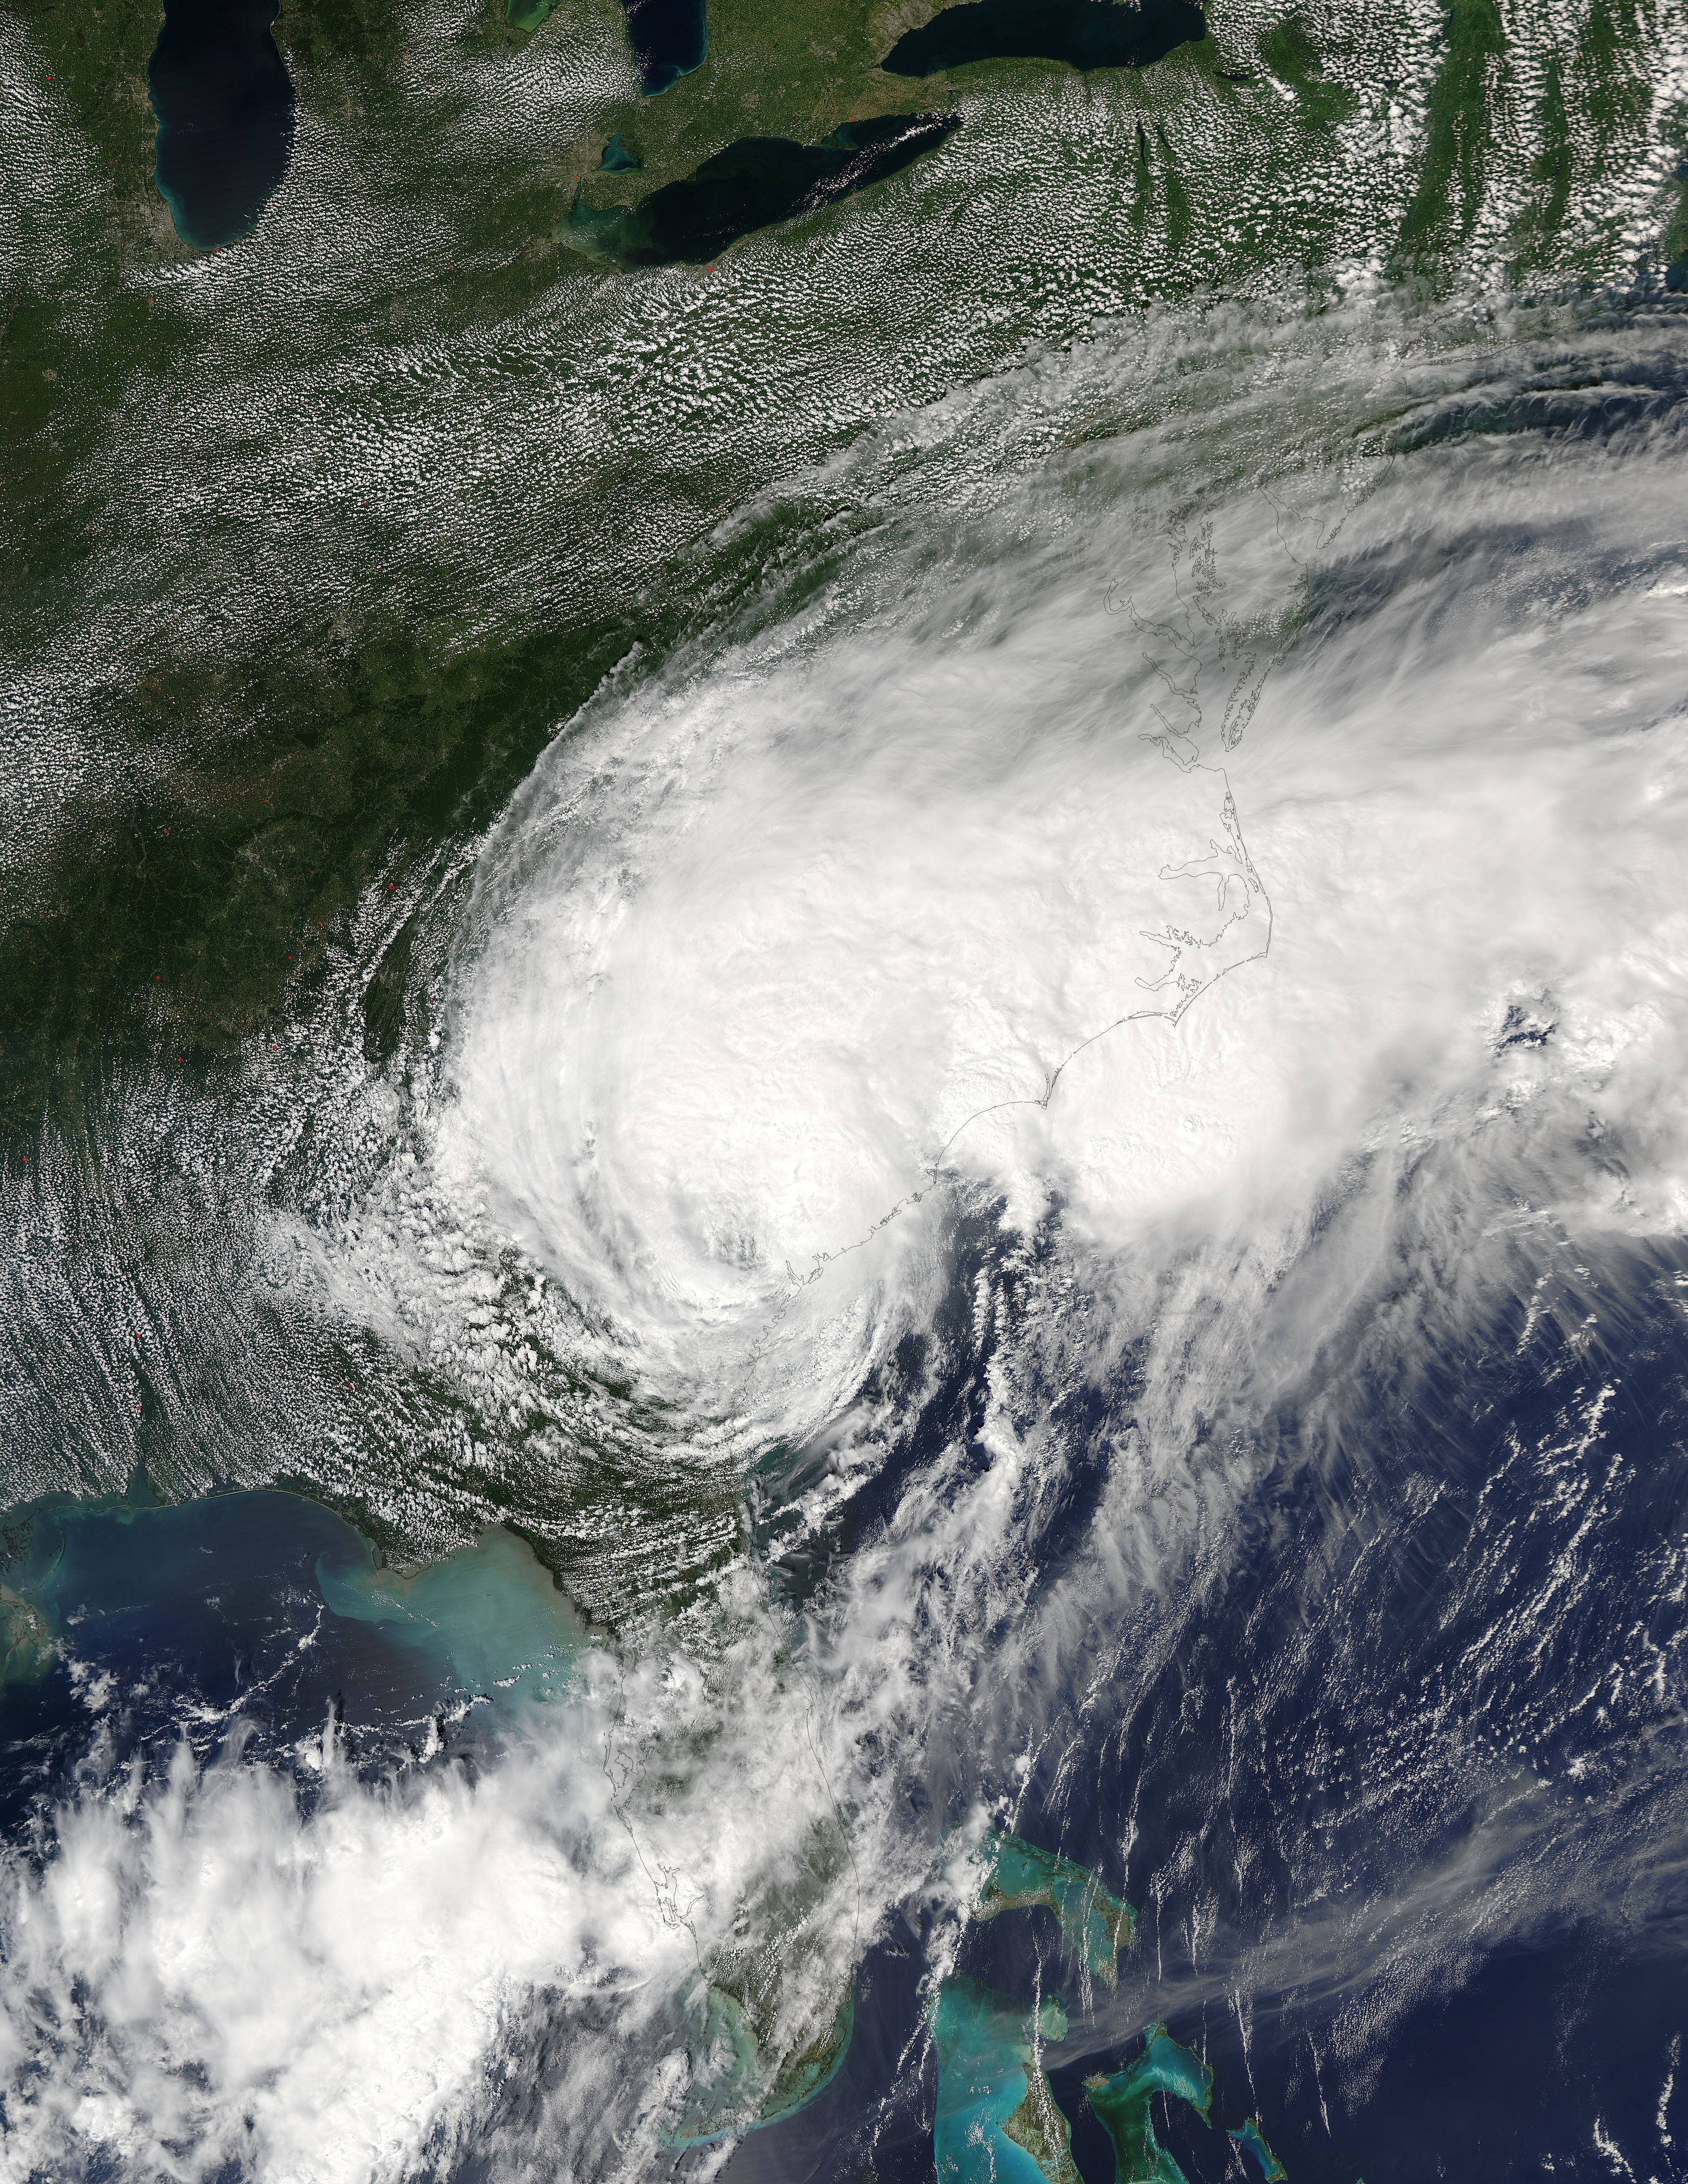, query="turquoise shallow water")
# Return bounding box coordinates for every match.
[1086,2026,1214,2184]
[596,133,643,174]
[929,1978,1072,2184]
[975,1832,1135,1983]
[1227,2119,1287,2182]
